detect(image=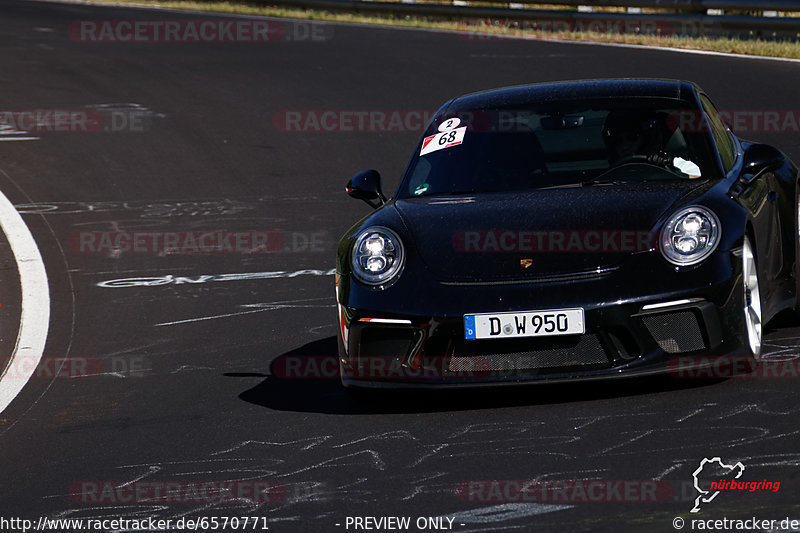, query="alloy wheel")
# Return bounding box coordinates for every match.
[743,237,762,358]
